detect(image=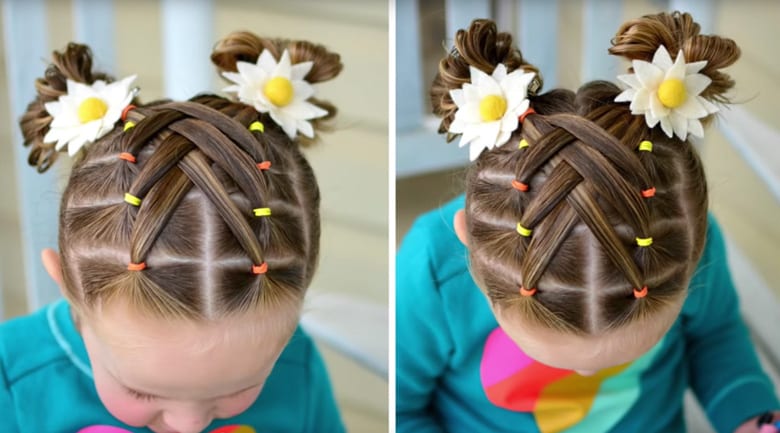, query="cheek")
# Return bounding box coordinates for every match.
[92,368,159,427]
[217,387,263,418]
